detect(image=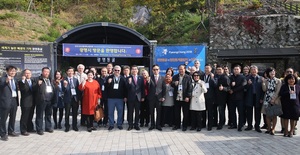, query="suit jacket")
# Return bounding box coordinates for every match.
[171,74,193,100]
[244,75,264,107]
[148,75,166,101]
[229,74,247,101]
[97,76,108,100]
[62,77,81,104]
[19,78,36,107]
[201,73,216,99]
[33,76,56,105]
[127,75,145,102]
[0,76,20,109]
